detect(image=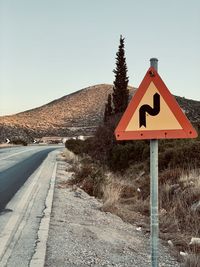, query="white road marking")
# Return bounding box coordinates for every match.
[0,148,37,161]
